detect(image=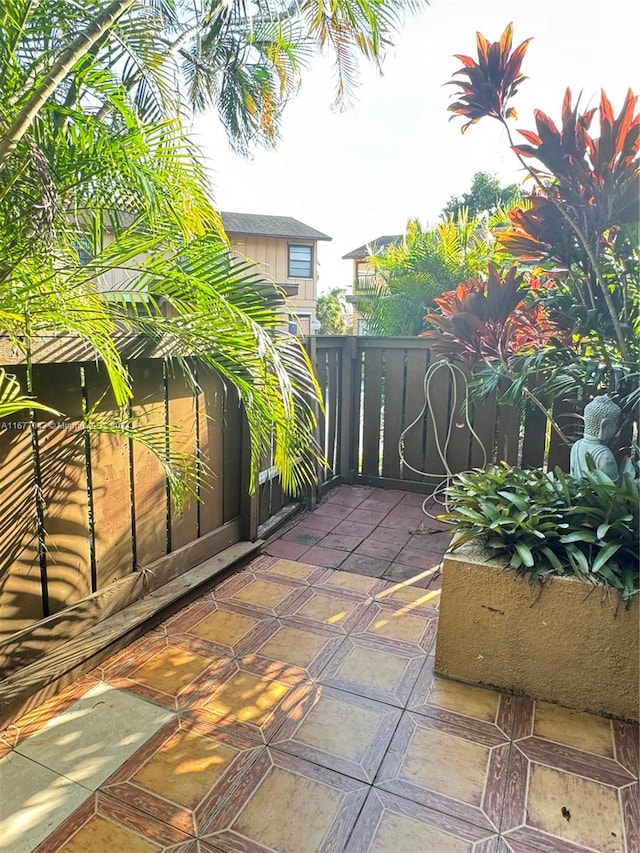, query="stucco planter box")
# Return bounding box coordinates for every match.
[434,543,639,721]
